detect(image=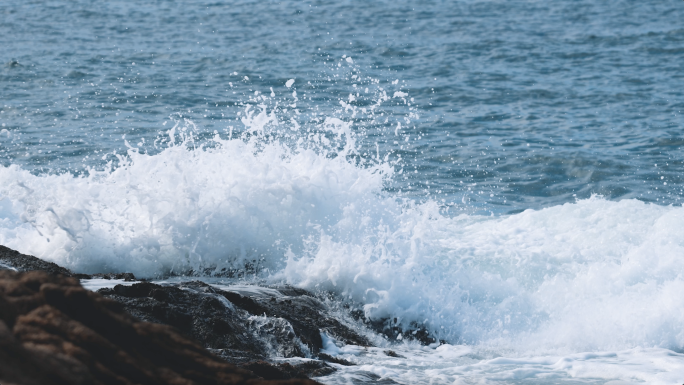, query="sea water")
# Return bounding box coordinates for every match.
[1,1,684,383]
